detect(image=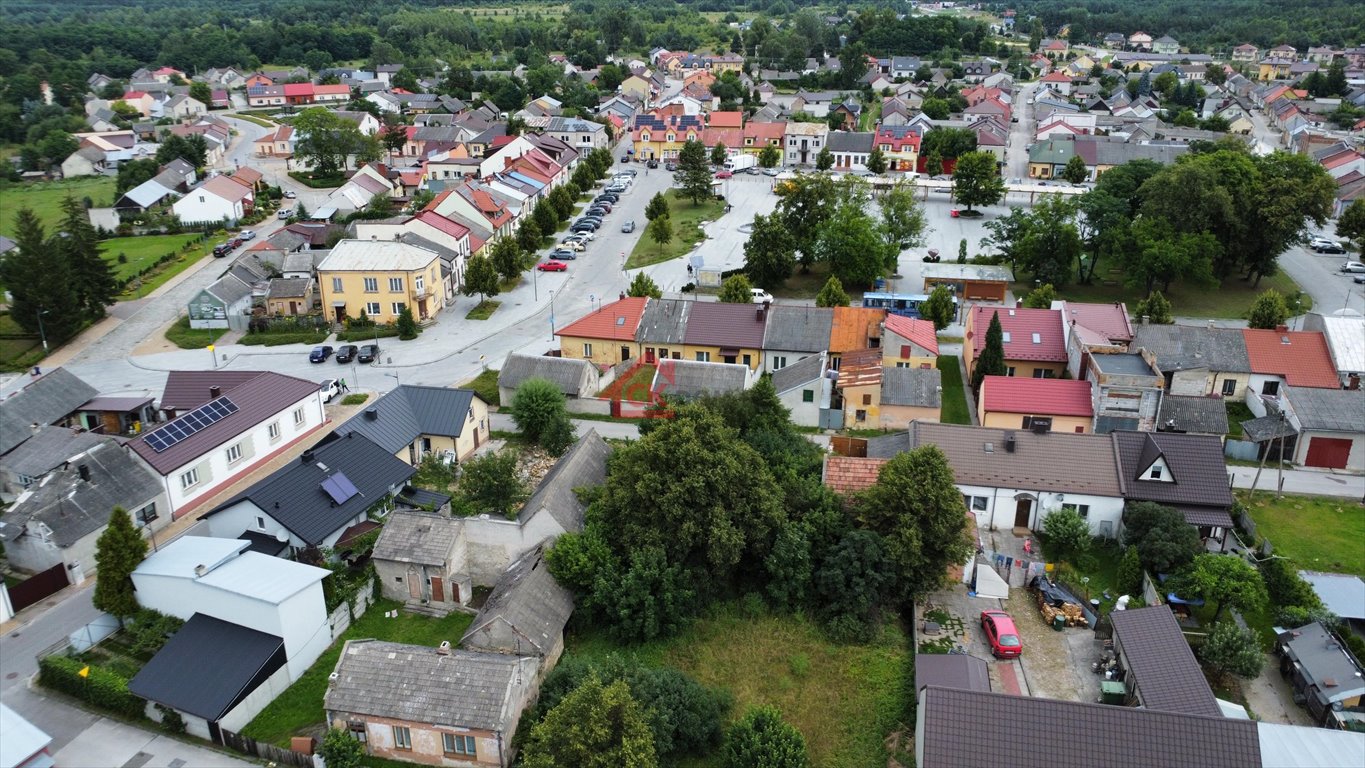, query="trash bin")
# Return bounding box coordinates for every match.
[1051,614,1066,631]
[1100,680,1126,705]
